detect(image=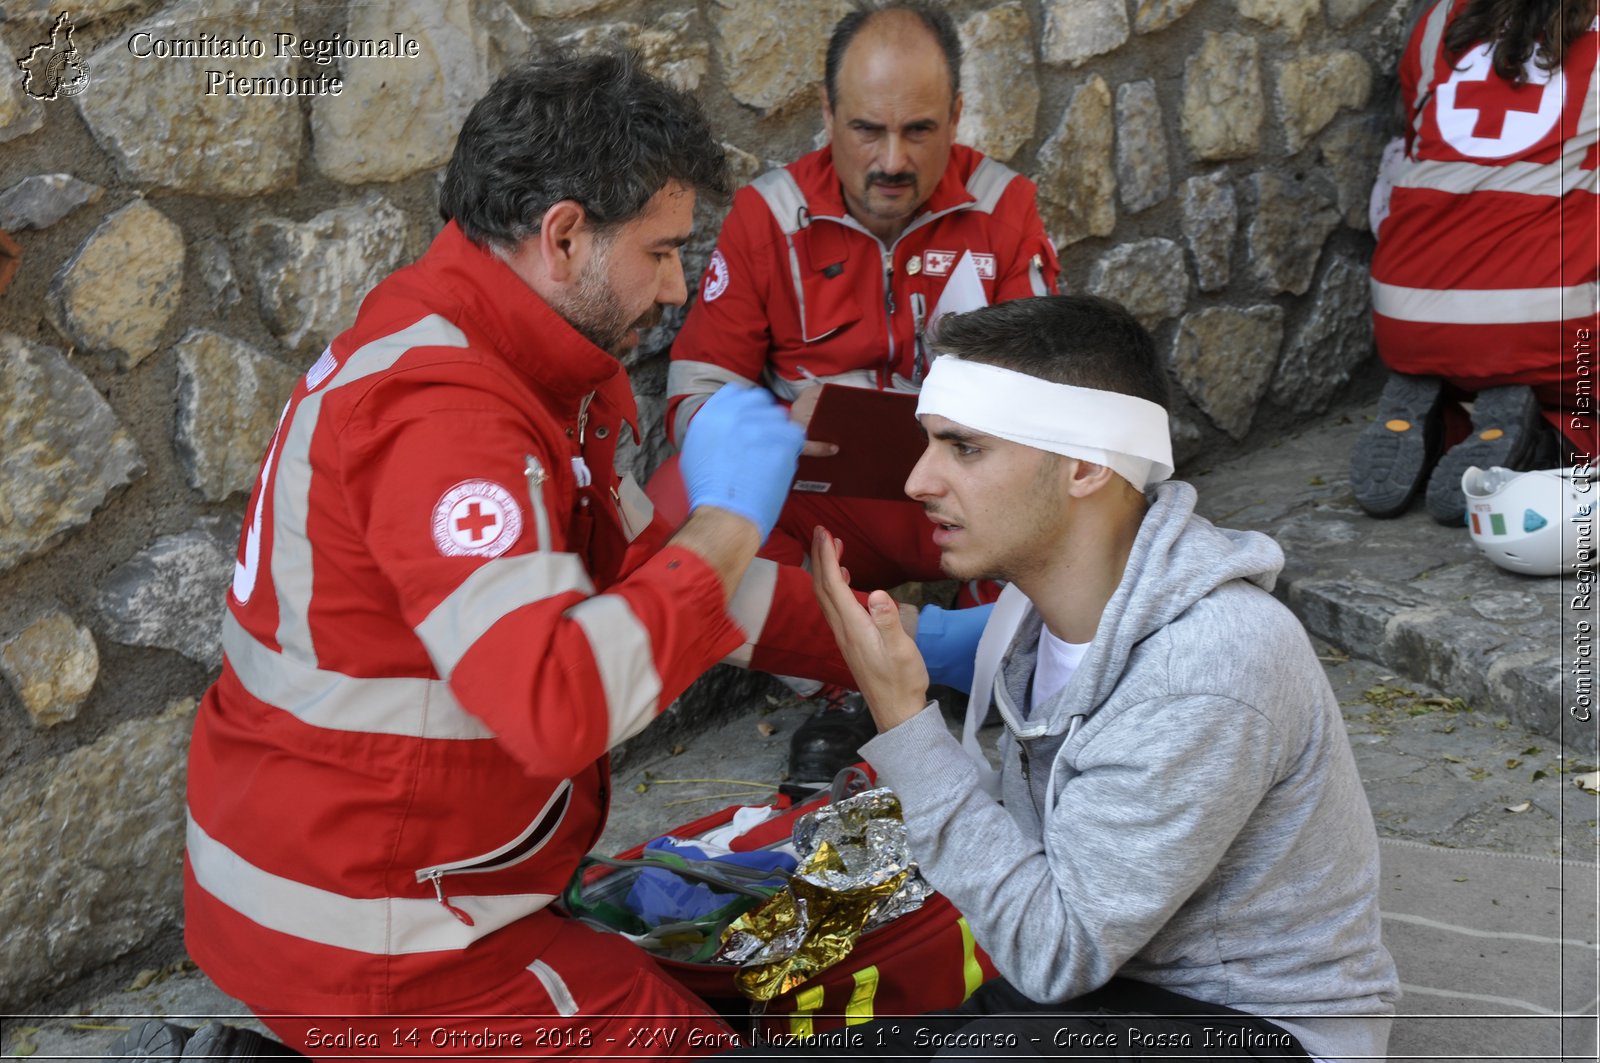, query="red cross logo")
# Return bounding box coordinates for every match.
[432,480,523,558]
[454,501,498,542]
[1453,78,1546,139]
[1436,43,1564,158]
